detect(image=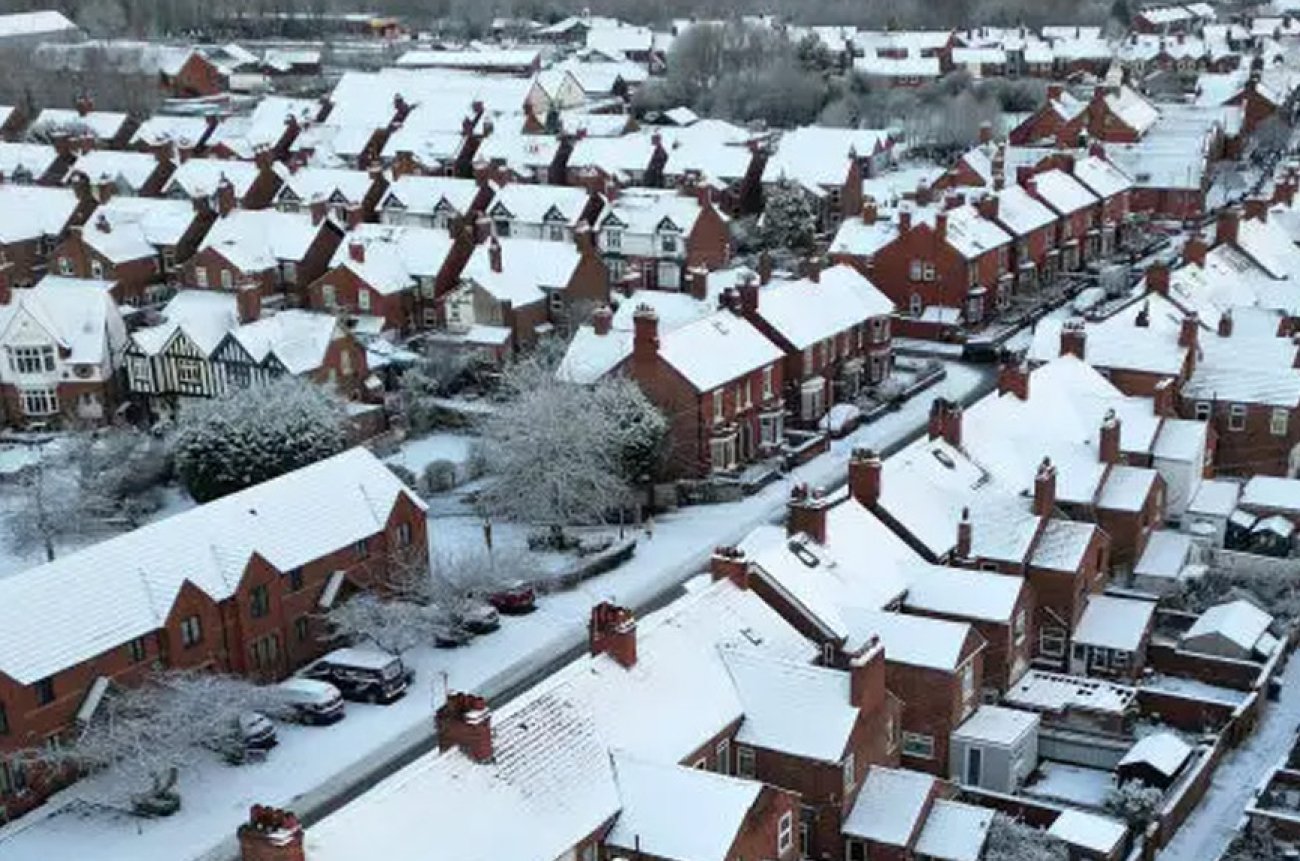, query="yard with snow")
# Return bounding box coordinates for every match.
[0,361,991,861]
